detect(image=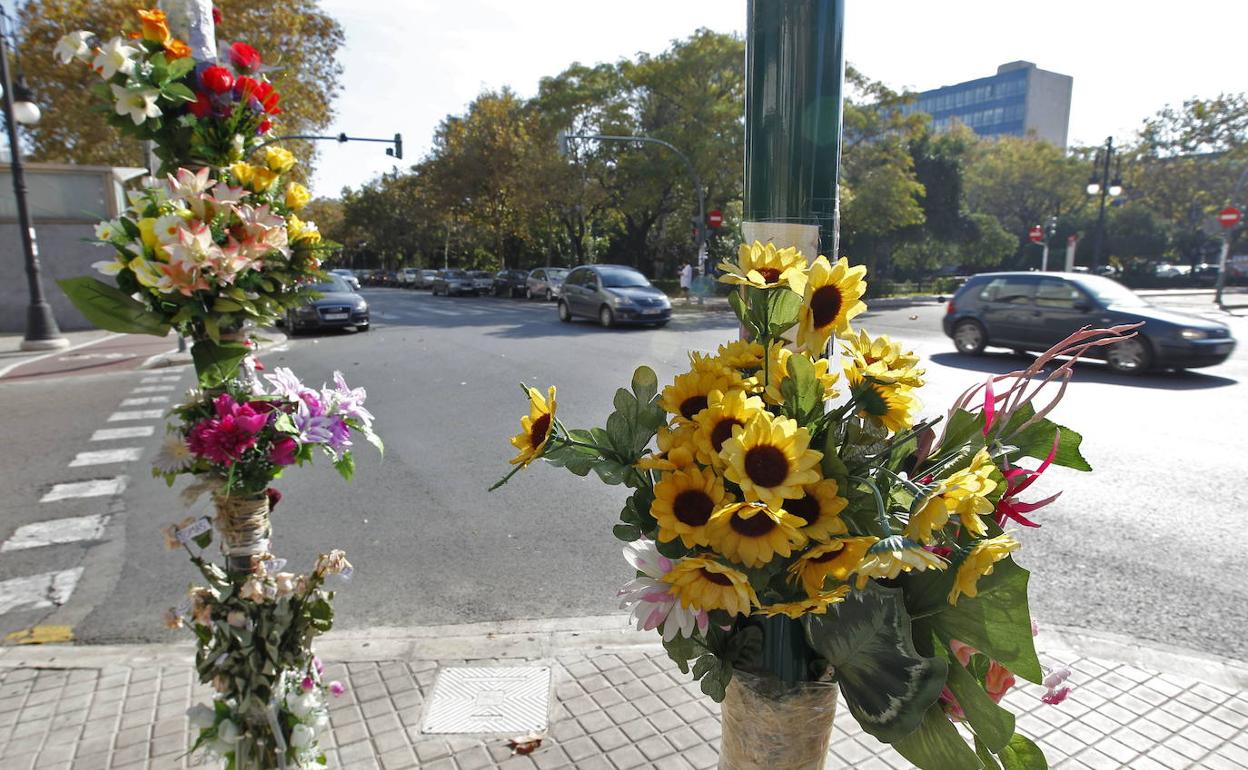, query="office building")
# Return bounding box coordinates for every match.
[903,61,1073,148]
